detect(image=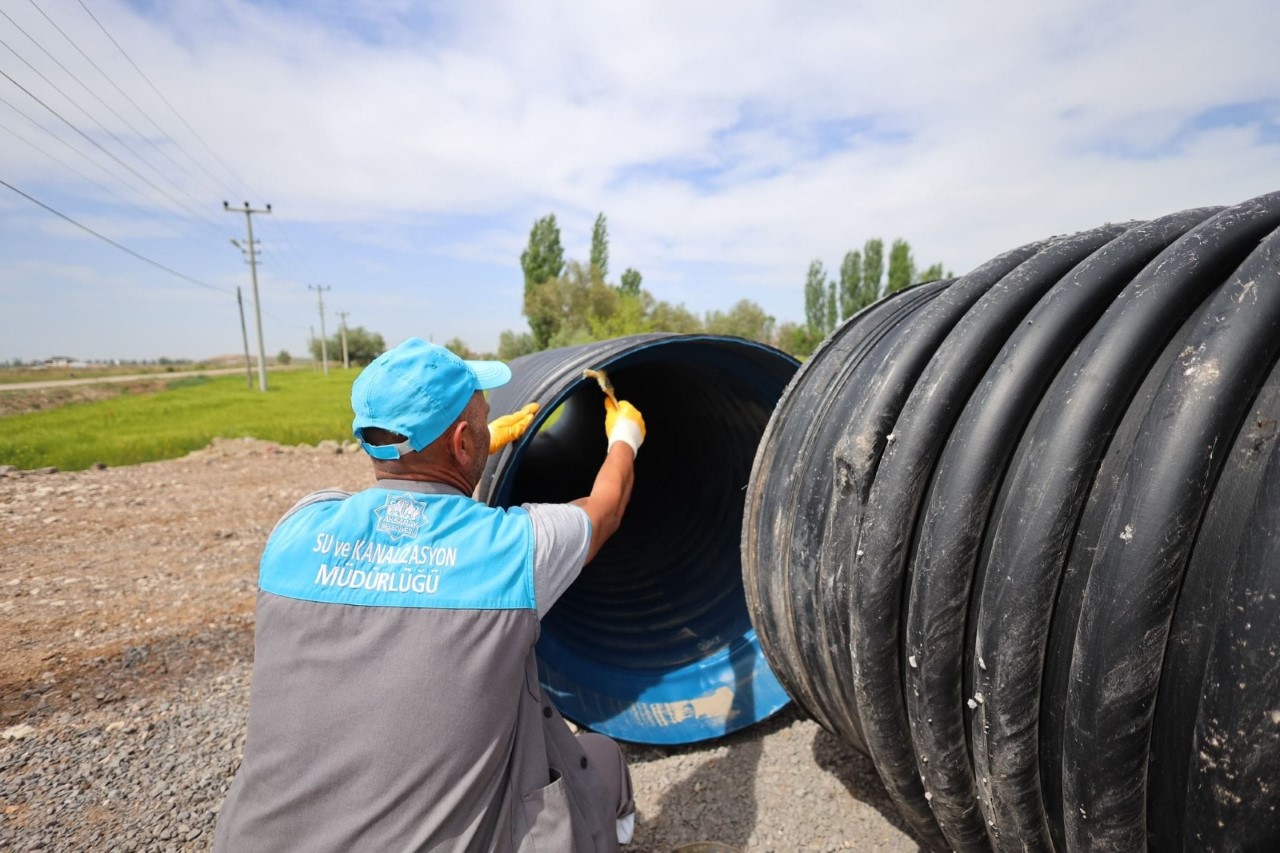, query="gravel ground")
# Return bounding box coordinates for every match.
[0,438,922,851]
